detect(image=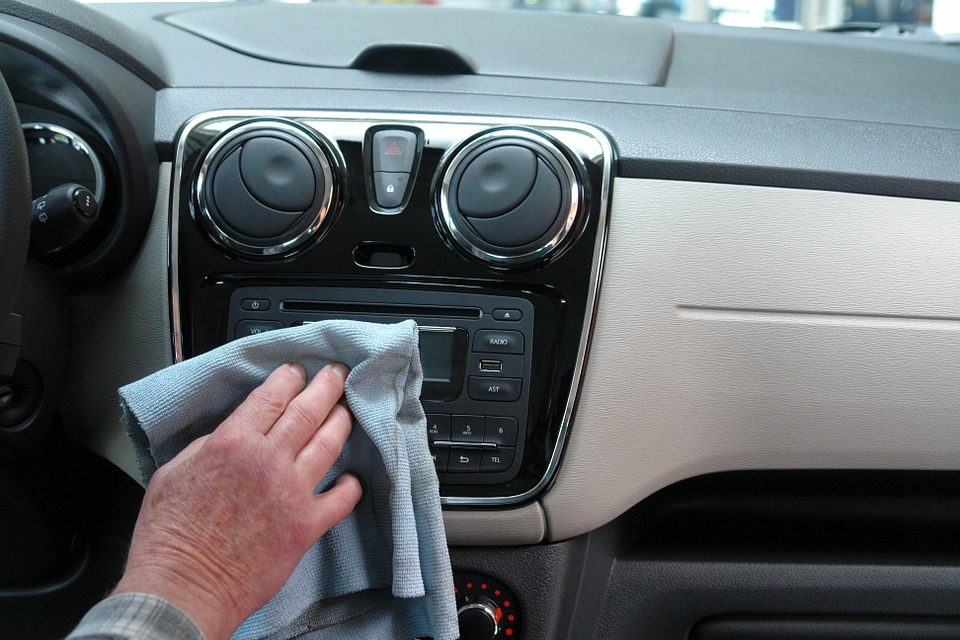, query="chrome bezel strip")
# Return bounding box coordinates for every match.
[170,110,613,507]
[437,127,583,267]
